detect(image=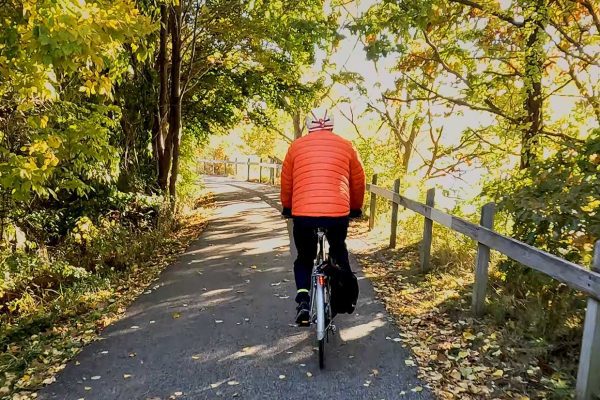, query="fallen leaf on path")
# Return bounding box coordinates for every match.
[215,320,223,324]
[306,372,313,377]
[84,387,91,391]
[172,312,181,319]
[411,386,423,392]
[192,355,201,360]
[279,375,286,379]
[90,376,101,380]
[227,381,239,386]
